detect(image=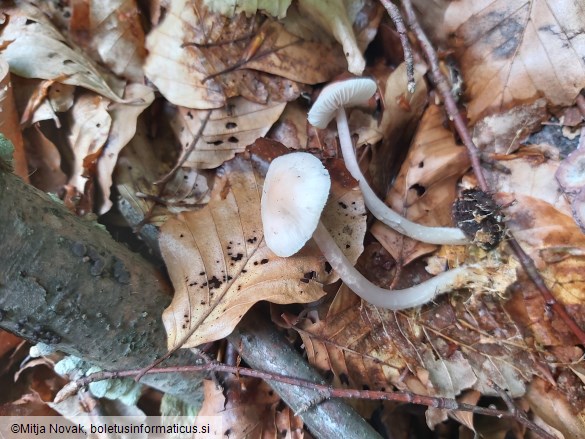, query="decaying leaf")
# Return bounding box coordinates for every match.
[168,98,286,169]
[73,0,146,82]
[161,152,365,348]
[68,92,112,193]
[444,0,585,123]
[144,0,343,108]
[371,104,470,265]
[96,84,154,213]
[0,3,126,102]
[197,378,304,438]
